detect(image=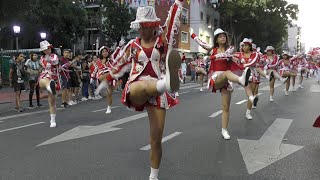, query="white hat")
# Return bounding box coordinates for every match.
[130,6,160,29]
[39,40,53,52]
[99,46,110,55]
[282,51,290,56]
[242,38,253,44]
[214,28,226,37]
[265,46,275,52]
[252,43,257,50]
